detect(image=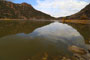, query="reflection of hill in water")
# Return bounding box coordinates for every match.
[68,23,90,44]
[0,20,51,38]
